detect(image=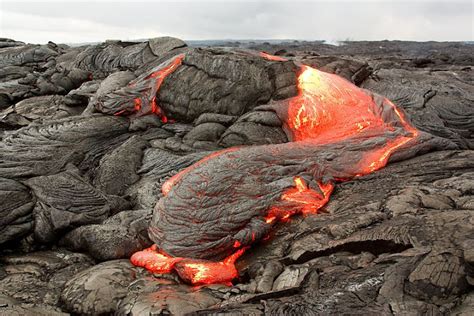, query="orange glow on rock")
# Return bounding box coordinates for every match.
[130,245,182,274]
[134,98,142,111]
[265,215,276,224]
[265,177,334,222]
[175,248,246,285]
[114,55,184,120]
[272,65,417,218]
[259,52,288,62]
[283,179,334,215]
[132,55,419,286]
[131,245,246,285]
[287,66,387,143]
